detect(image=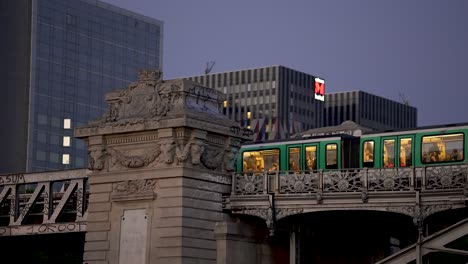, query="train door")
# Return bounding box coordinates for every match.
[319,140,341,170]
[287,144,302,171]
[304,143,319,171]
[398,136,414,167]
[381,136,414,168]
[361,138,378,168]
[381,137,397,168]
